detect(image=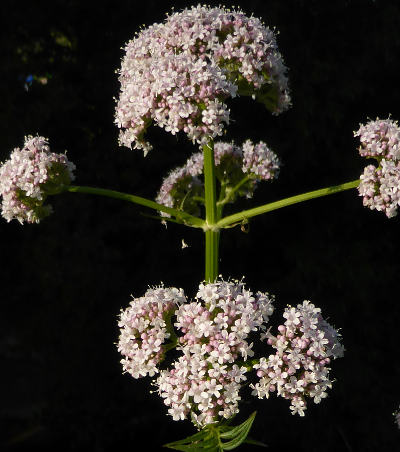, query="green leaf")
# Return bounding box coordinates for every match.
[219,412,258,450]
[219,412,256,440]
[164,428,221,451]
[164,412,264,451]
[164,429,207,447]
